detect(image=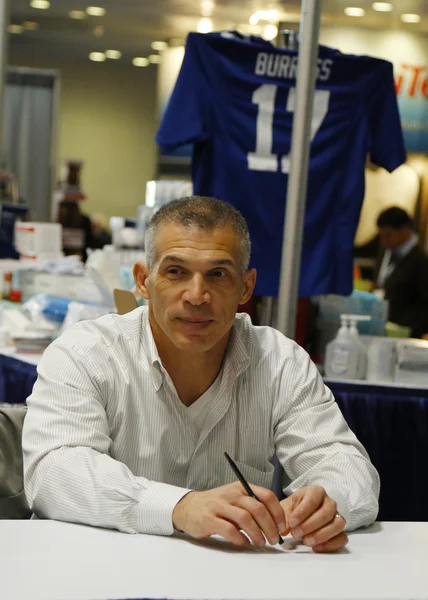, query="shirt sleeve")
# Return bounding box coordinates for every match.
[273,344,380,531]
[368,61,406,172]
[22,342,191,535]
[156,34,212,152]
